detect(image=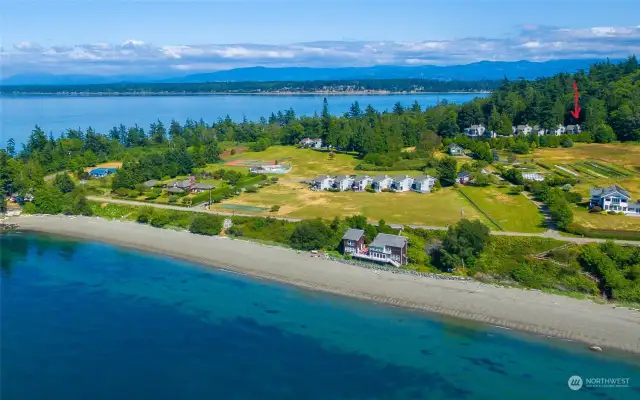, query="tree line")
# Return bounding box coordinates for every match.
[0,79,498,95]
